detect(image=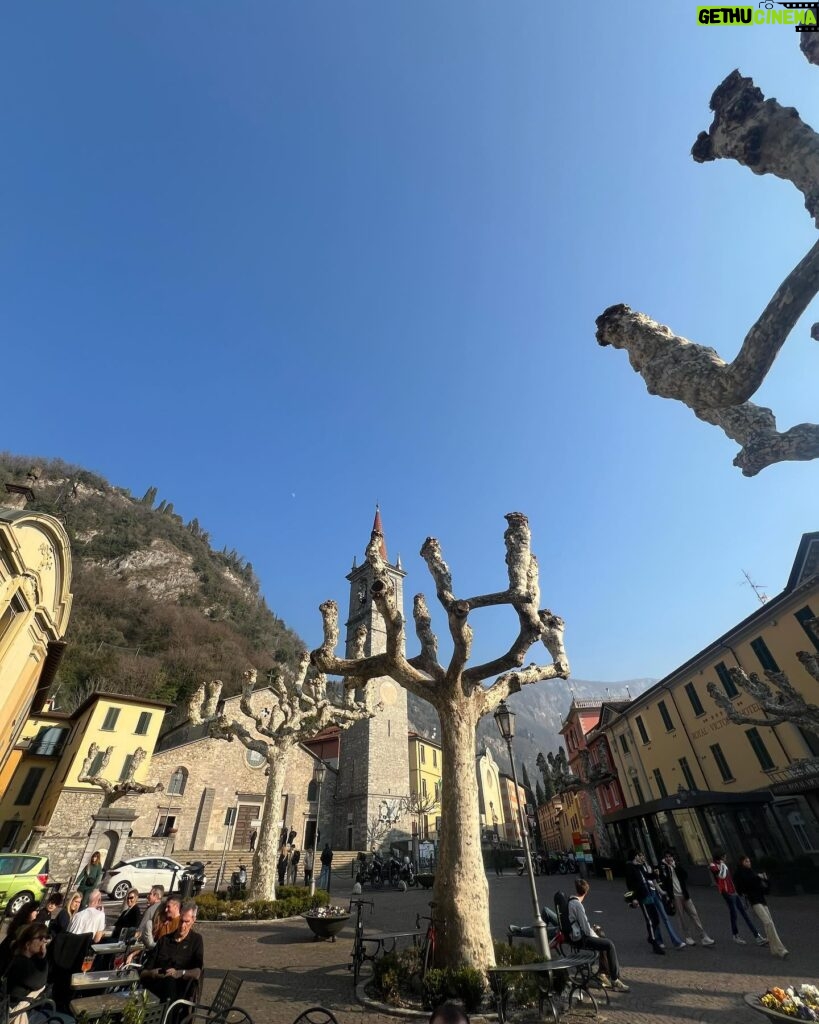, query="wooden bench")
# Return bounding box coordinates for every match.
[488,950,598,1024]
